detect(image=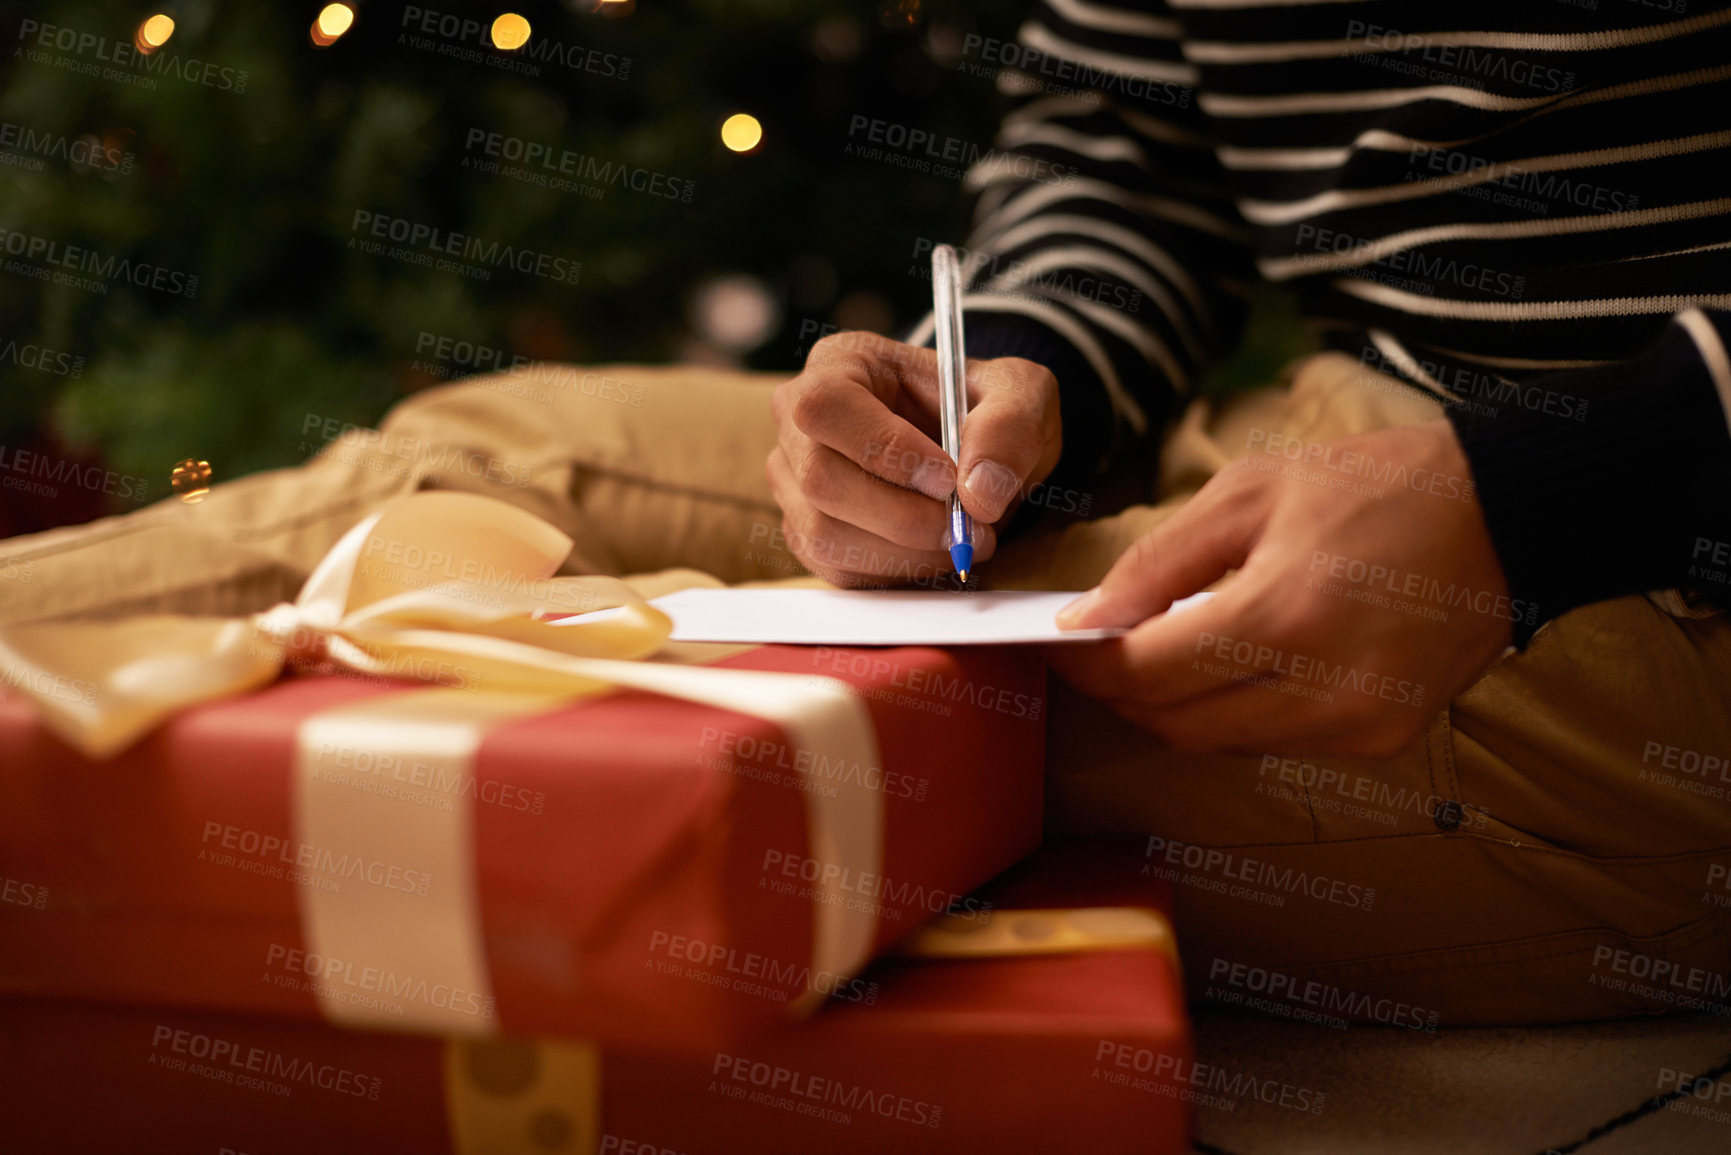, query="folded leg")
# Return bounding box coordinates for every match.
[0,364,791,624]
